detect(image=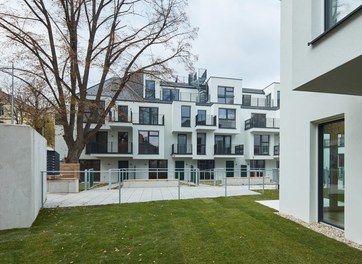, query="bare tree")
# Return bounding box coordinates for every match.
[0,0,197,162]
